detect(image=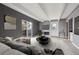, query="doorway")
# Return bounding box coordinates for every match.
[22,20,32,37]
